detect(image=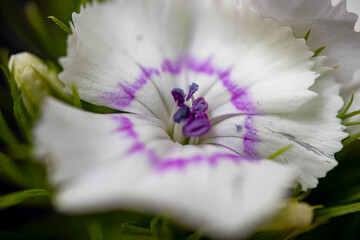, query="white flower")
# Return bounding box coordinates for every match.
[33,0,351,238]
